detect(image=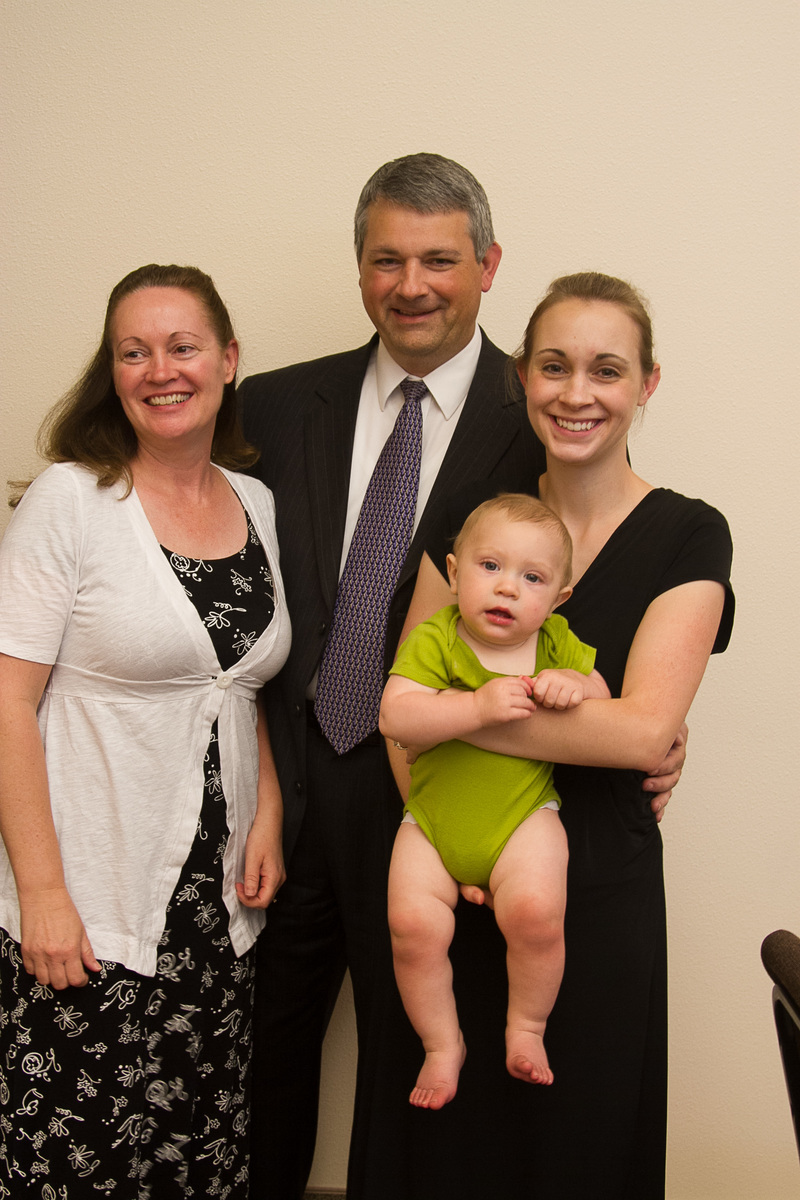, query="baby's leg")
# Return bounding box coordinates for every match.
[490,807,568,1086]
[388,822,465,1109]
